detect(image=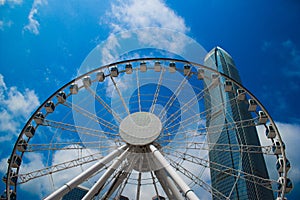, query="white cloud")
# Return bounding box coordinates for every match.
[19,153,49,198]
[0,0,22,6]
[98,0,192,65]
[3,87,39,117]
[24,8,40,35]
[78,0,207,76]
[0,157,9,174]
[107,0,189,33]
[100,34,121,65]
[0,110,19,133]
[104,0,190,54]
[23,0,47,35]
[0,74,6,89]
[0,74,40,139]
